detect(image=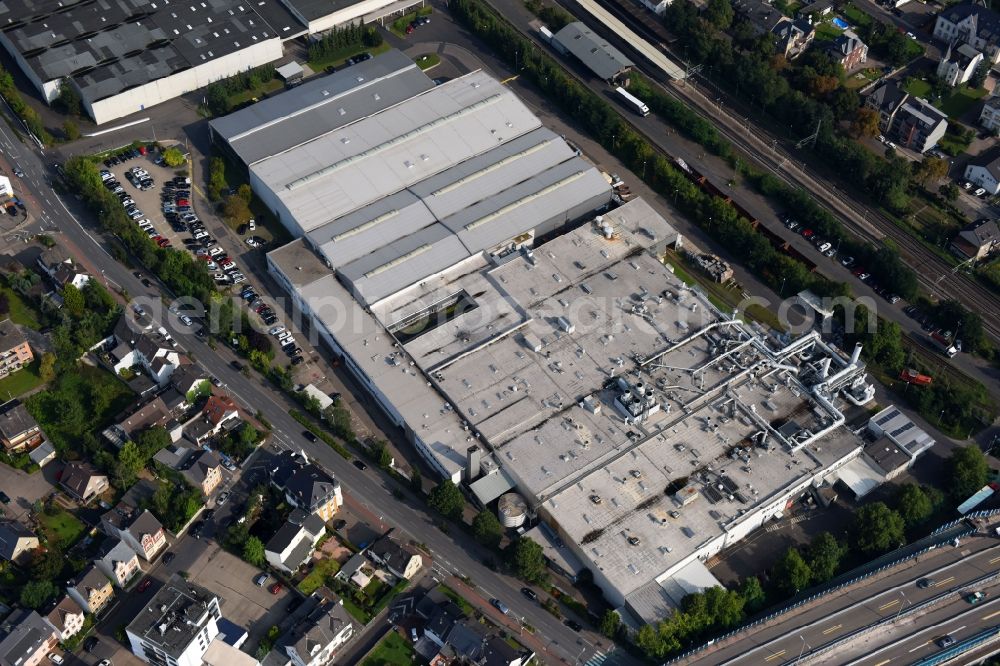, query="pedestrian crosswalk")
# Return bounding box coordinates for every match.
[582,649,608,666]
